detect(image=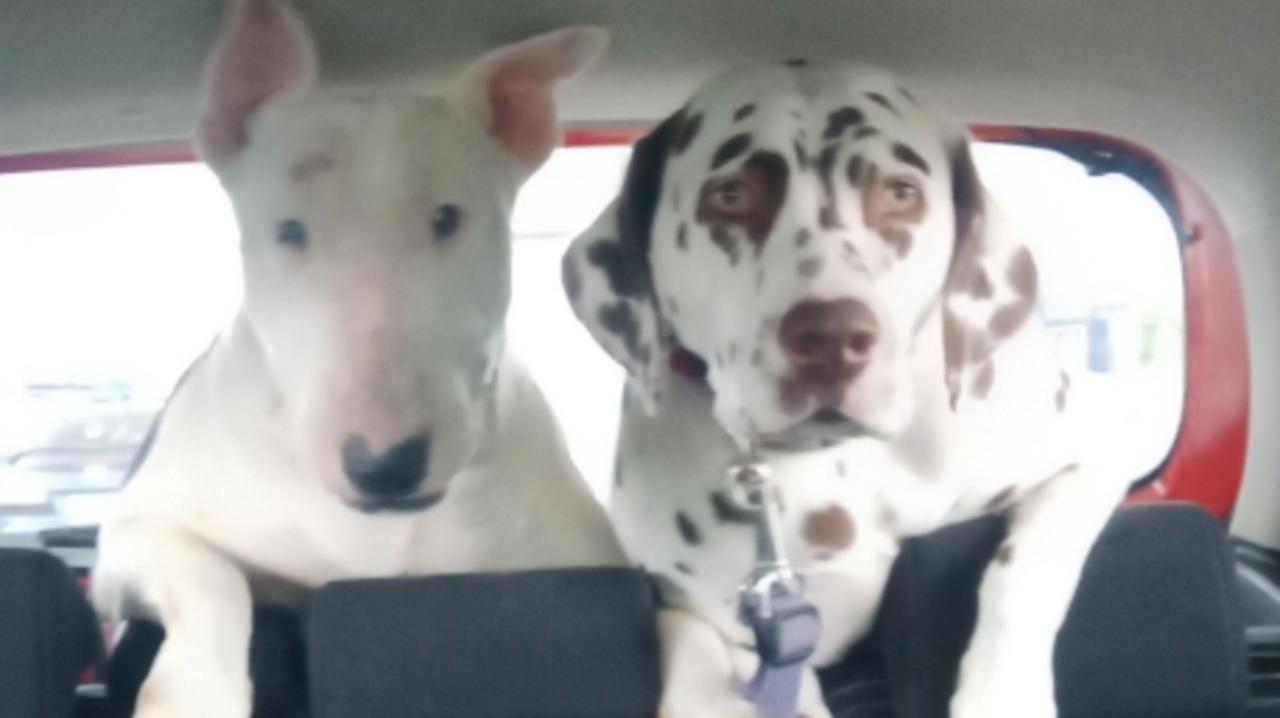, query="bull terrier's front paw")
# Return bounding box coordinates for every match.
[134,663,251,718]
